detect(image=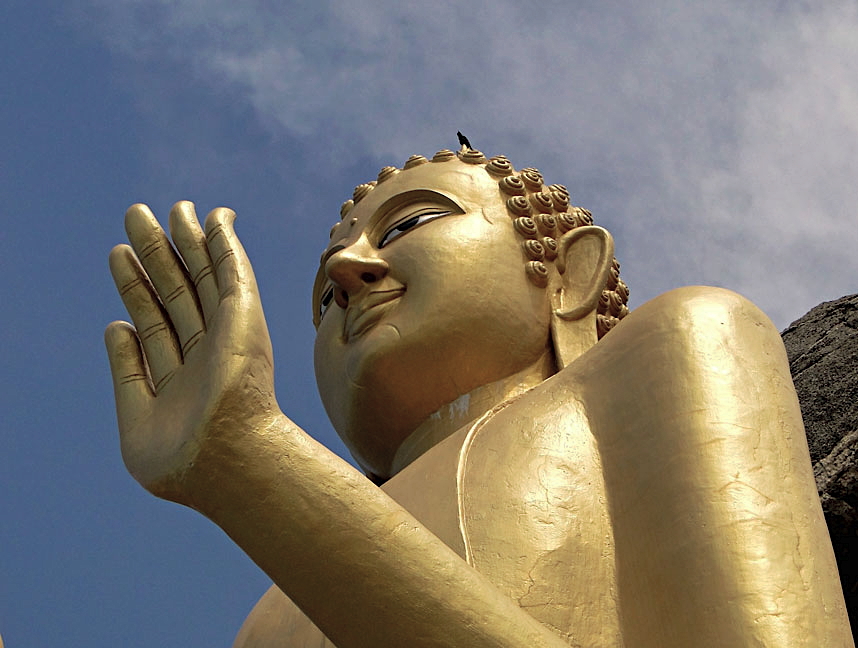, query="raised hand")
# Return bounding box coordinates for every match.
[105,202,278,502]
